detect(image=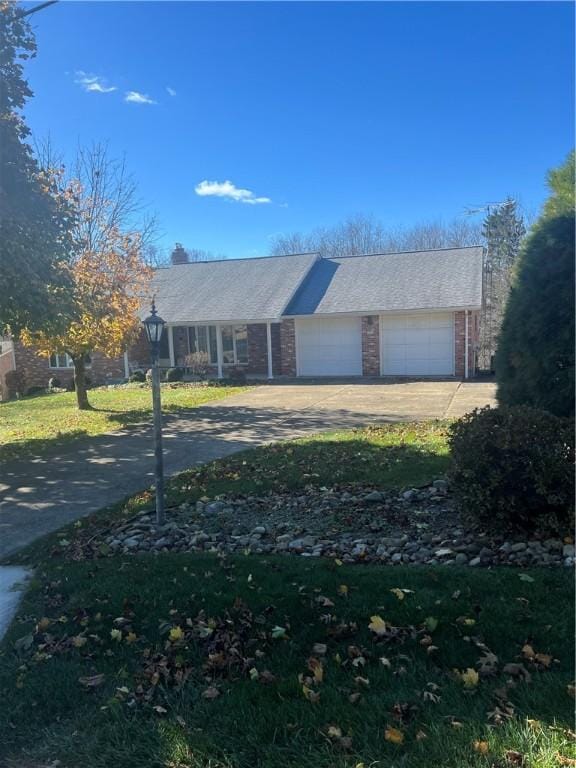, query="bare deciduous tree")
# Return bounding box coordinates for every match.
[269,214,483,258]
